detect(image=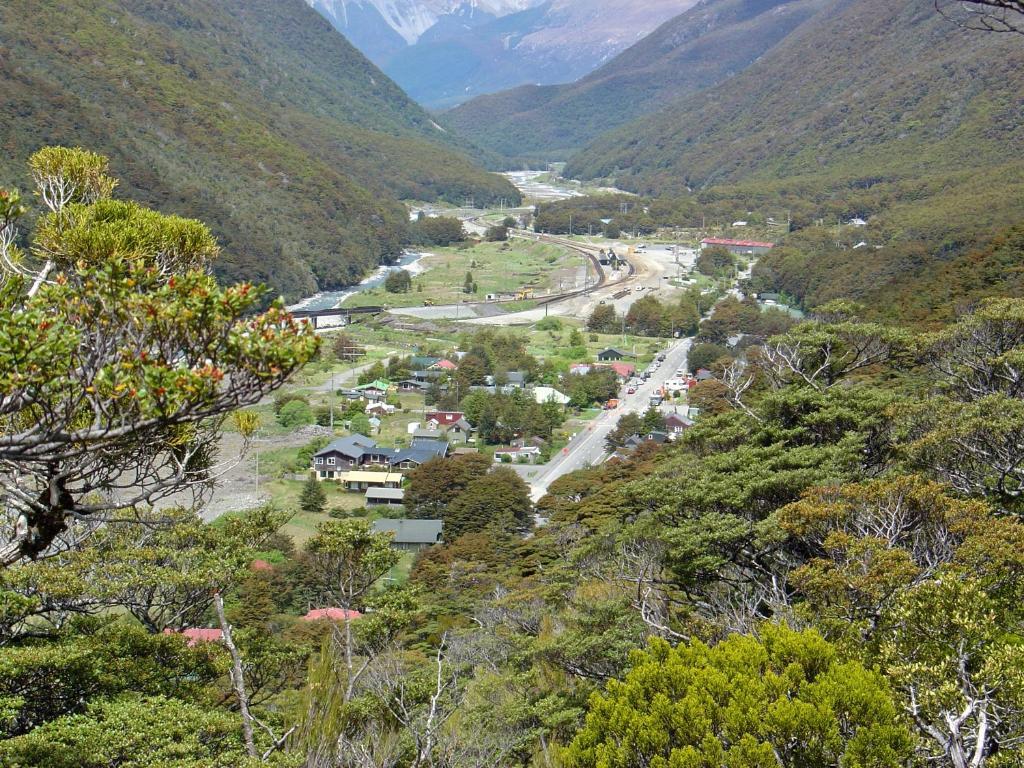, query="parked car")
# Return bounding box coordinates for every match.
[626,386,636,394]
